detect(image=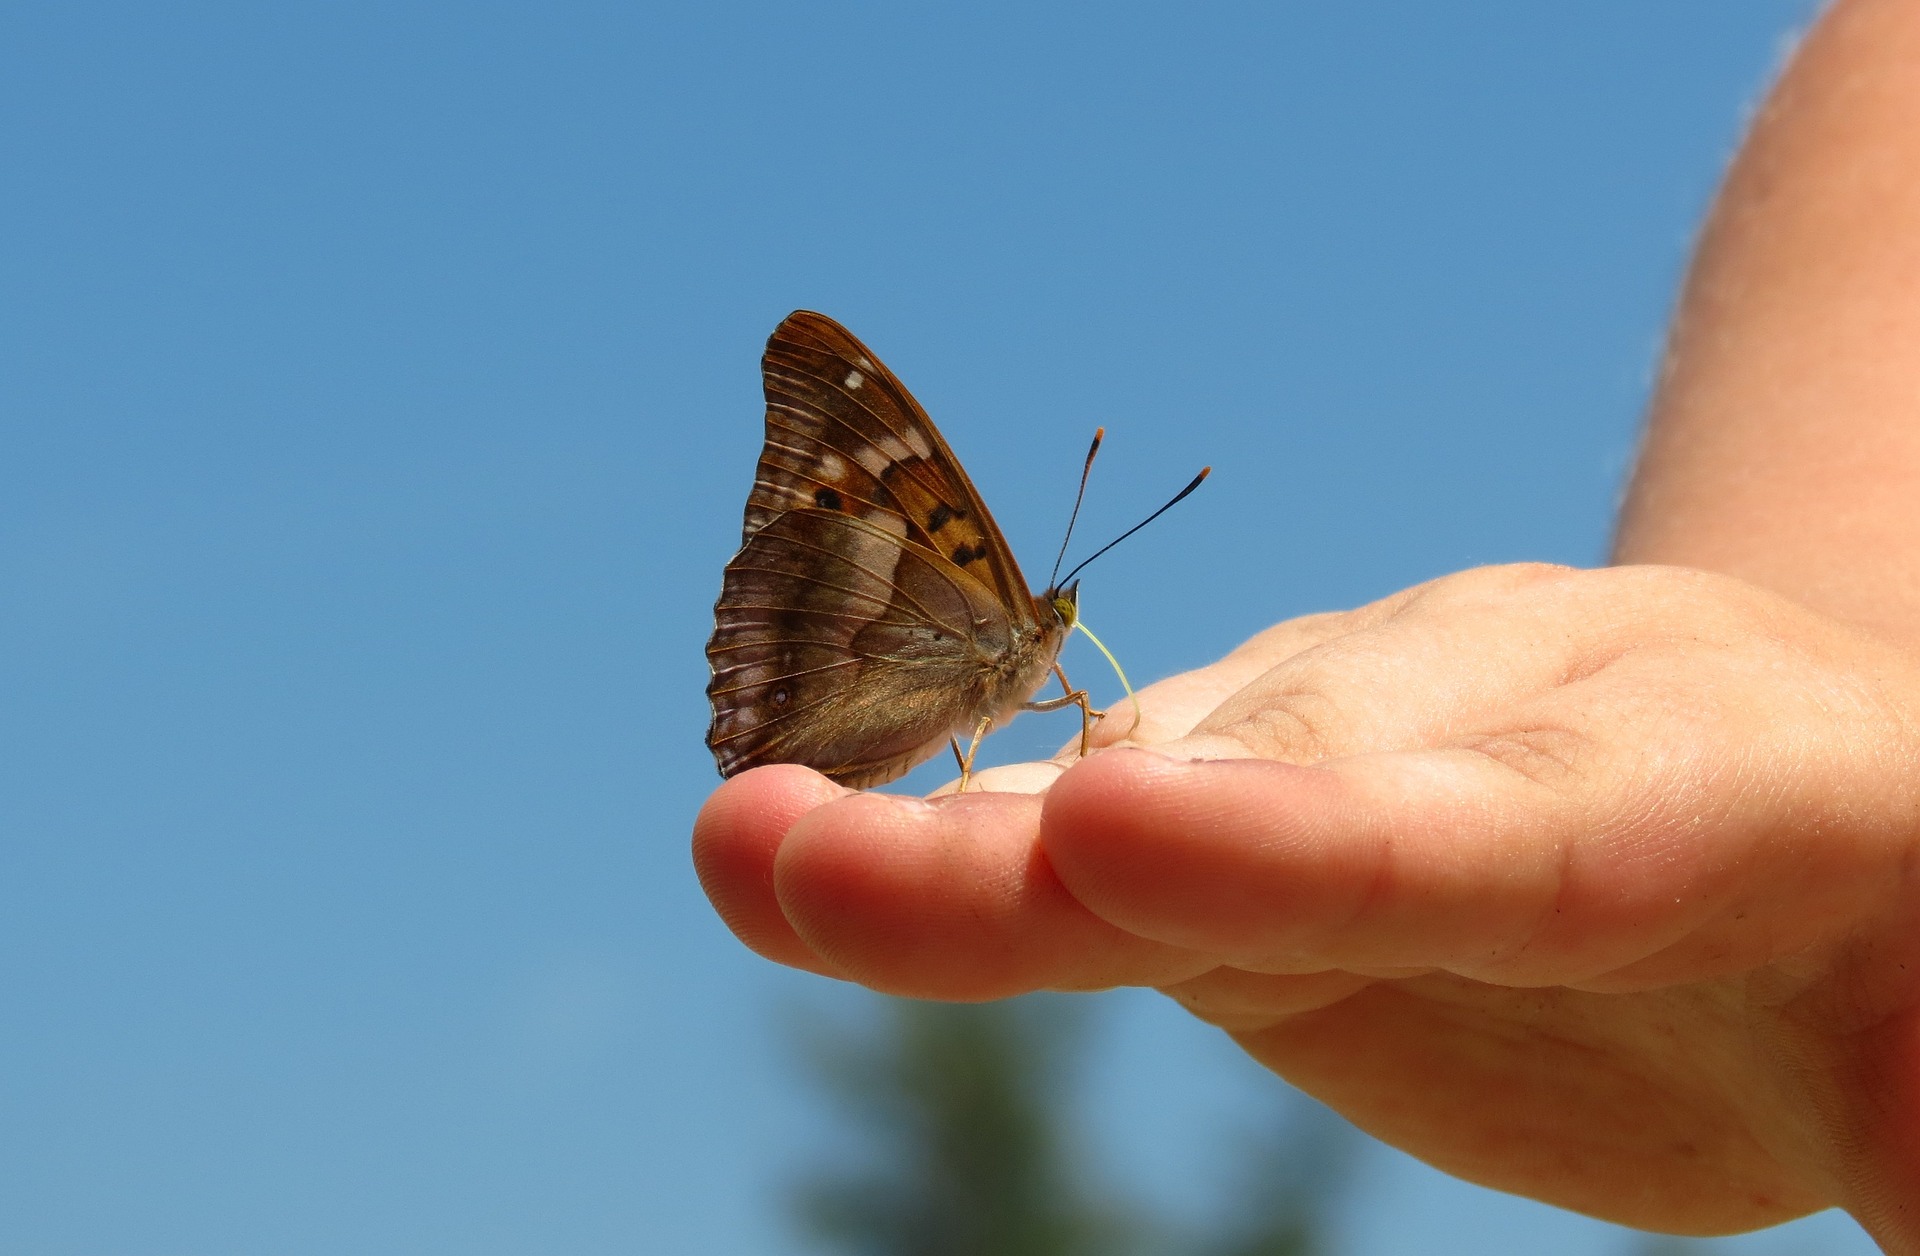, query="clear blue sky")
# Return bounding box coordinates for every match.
[1,2,1876,1252]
